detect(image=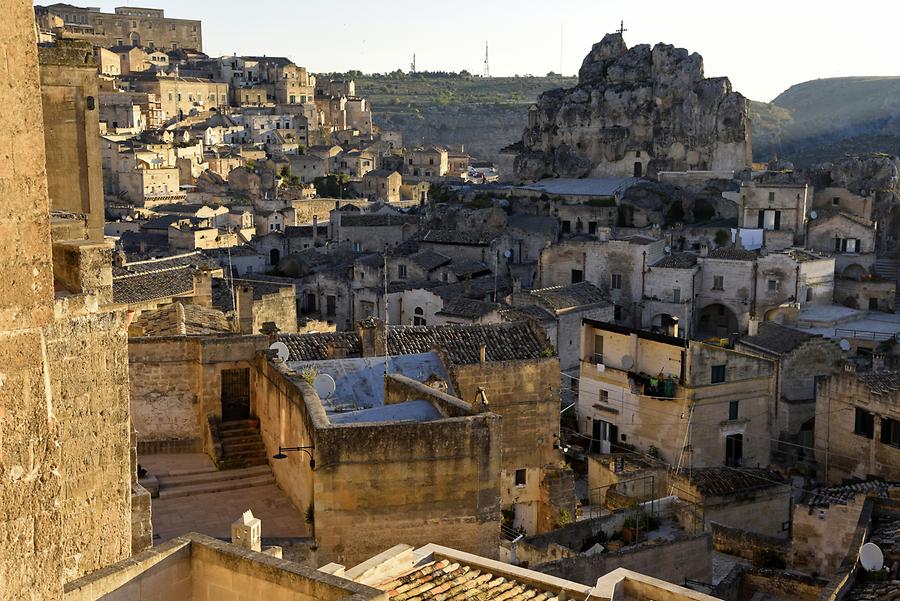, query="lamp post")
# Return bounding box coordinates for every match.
[272,445,315,469]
